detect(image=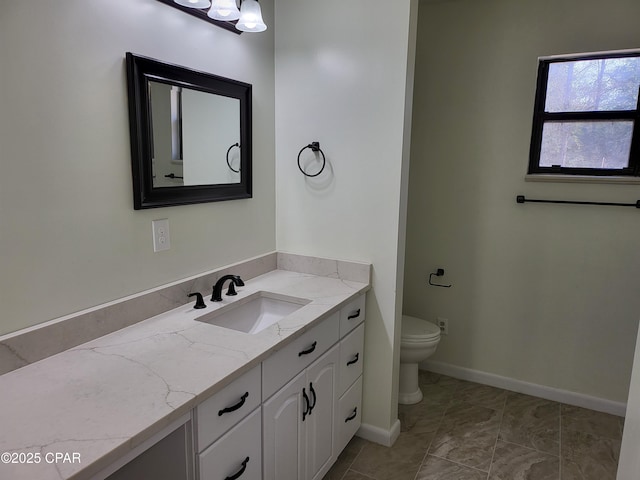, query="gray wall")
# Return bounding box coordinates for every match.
[405,0,640,403]
[0,0,276,335]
